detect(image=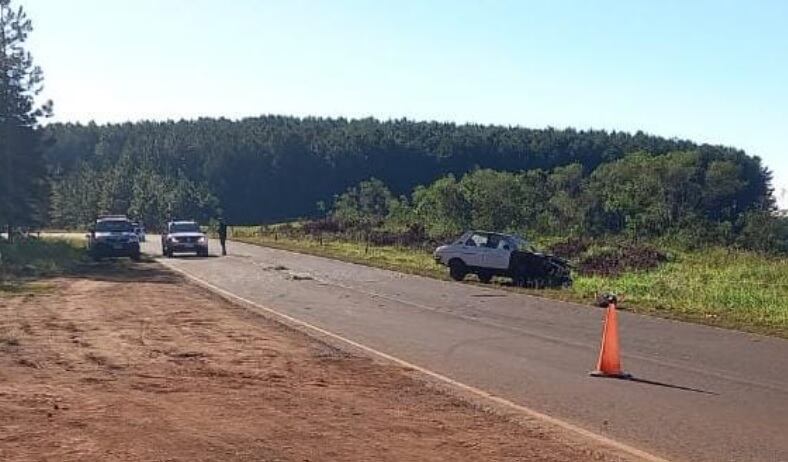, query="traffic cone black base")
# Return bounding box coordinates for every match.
[589,370,632,379]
